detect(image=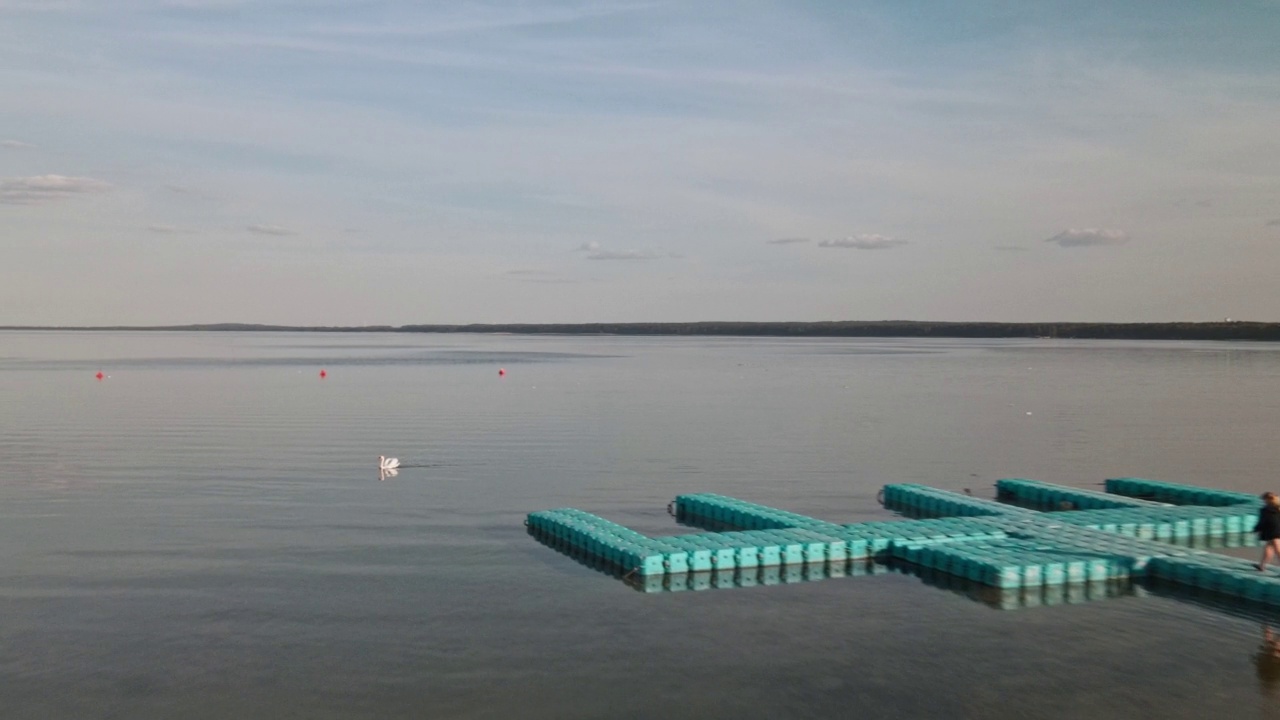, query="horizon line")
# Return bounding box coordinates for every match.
[0,319,1275,342]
